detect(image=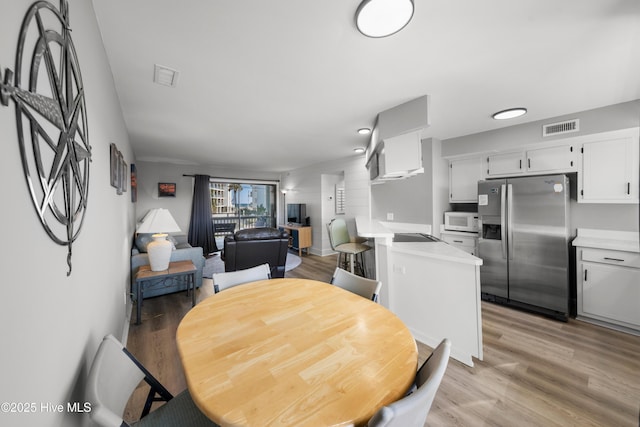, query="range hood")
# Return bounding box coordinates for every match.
[372,132,424,183]
[367,95,429,183]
